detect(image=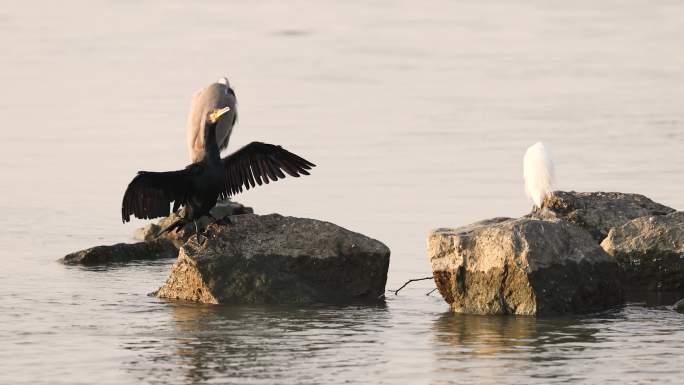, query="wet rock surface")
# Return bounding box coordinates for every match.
[156,213,390,304]
[601,211,684,292]
[428,217,623,315]
[539,191,675,242]
[61,239,178,265]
